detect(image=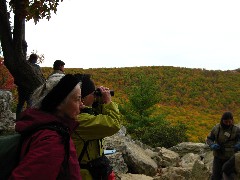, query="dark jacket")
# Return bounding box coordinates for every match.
[10,108,82,180]
[206,123,240,160]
